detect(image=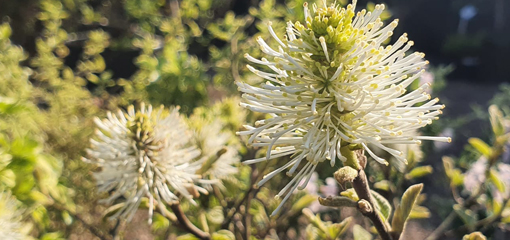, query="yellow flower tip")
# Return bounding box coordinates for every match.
[416,140,422,145]
[319,36,326,43]
[383,160,389,166]
[244,53,249,58]
[447,137,452,143]
[440,104,446,109]
[408,40,415,46]
[303,2,308,7]
[268,21,273,26]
